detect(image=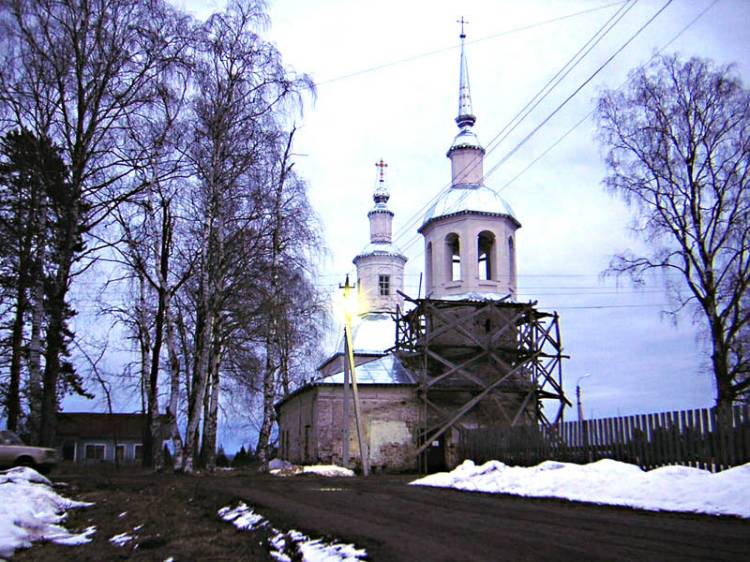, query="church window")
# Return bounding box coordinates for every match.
[478,231,494,280]
[379,274,390,296]
[446,233,461,281]
[508,236,515,282]
[426,242,433,290]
